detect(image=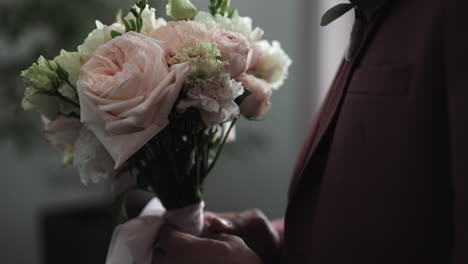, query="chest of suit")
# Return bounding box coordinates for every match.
[284,1,453,263]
